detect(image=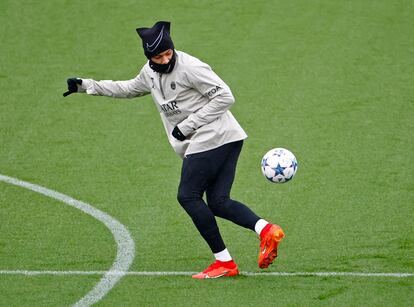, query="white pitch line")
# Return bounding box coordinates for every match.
[0,270,413,278]
[0,174,135,307]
